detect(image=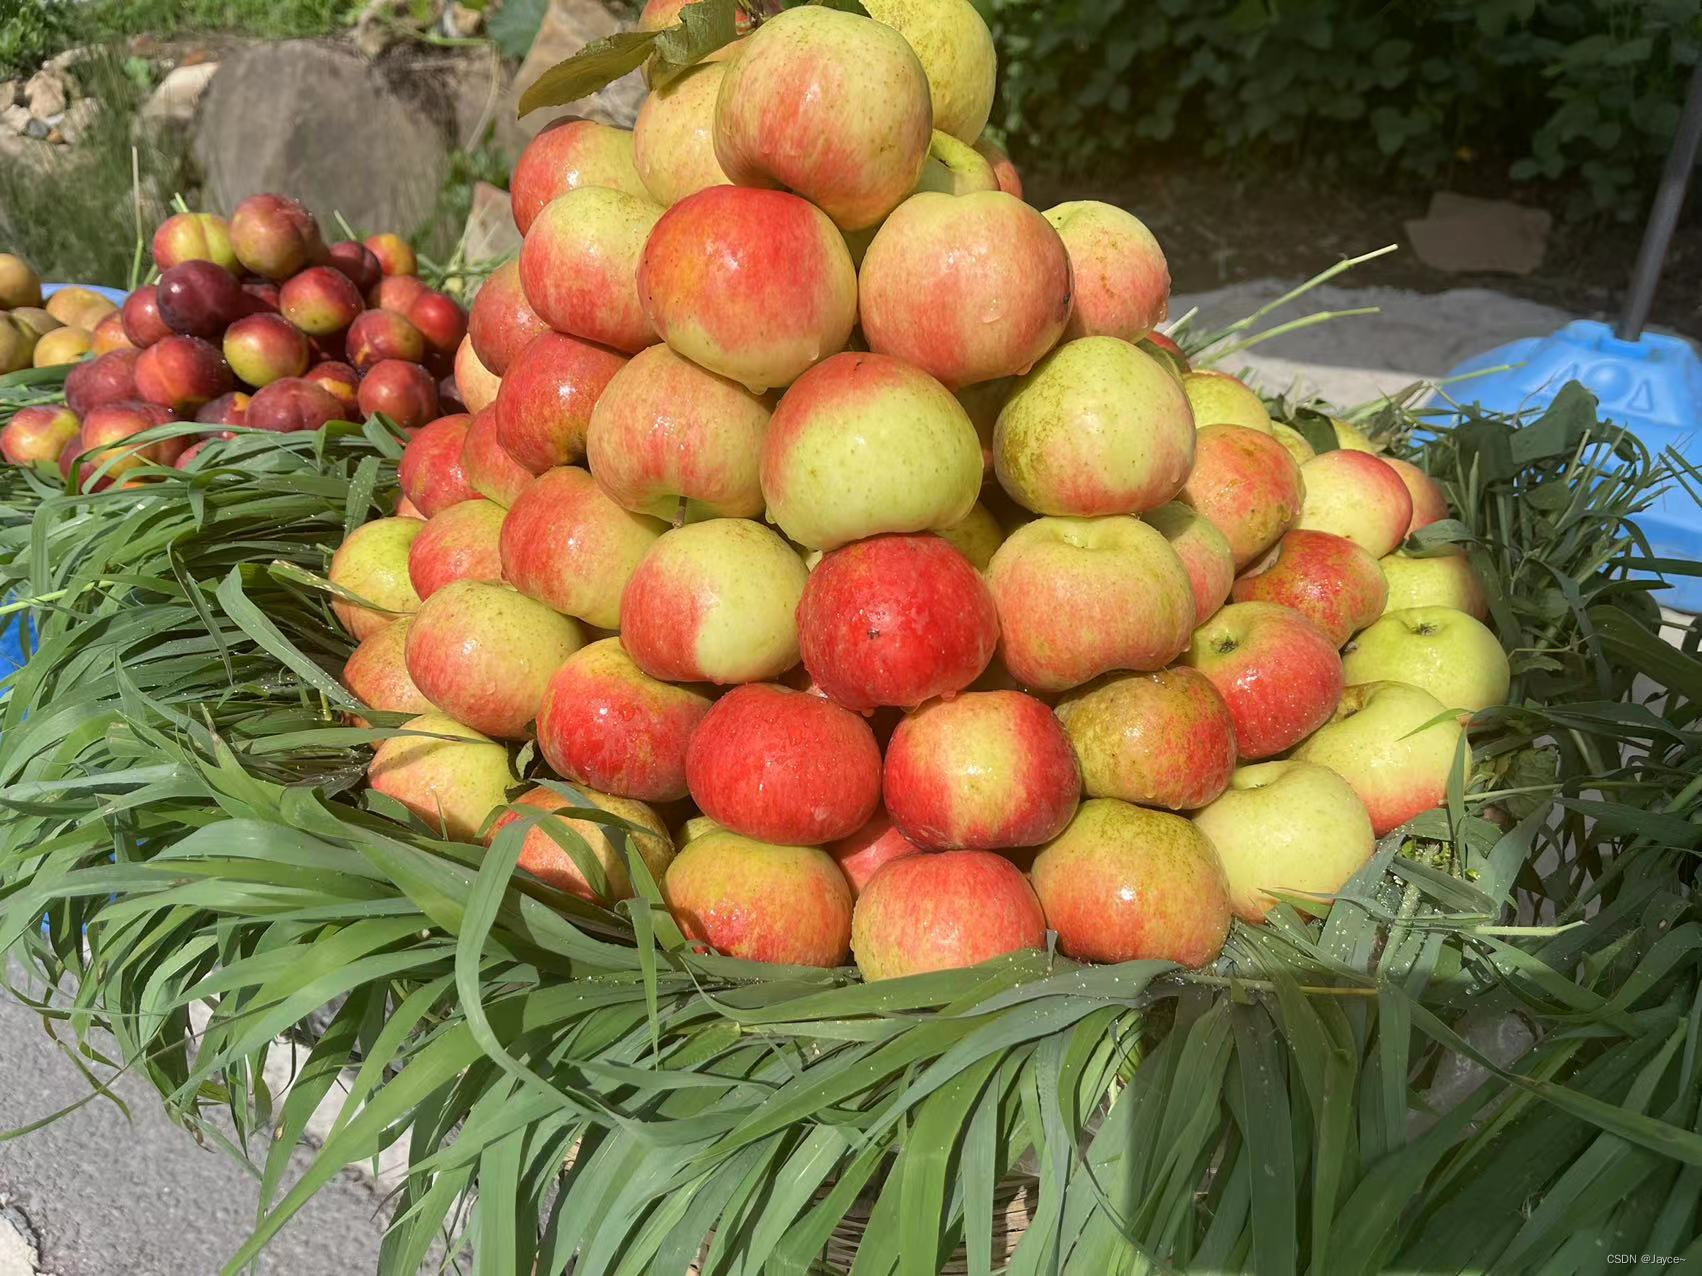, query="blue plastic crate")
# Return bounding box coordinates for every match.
[1446,320,1702,613]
